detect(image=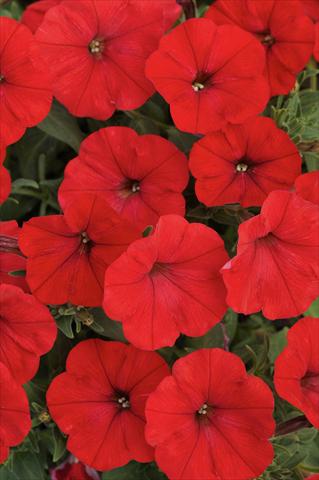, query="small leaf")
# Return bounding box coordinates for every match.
[91,308,127,342]
[8,270,26,277]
